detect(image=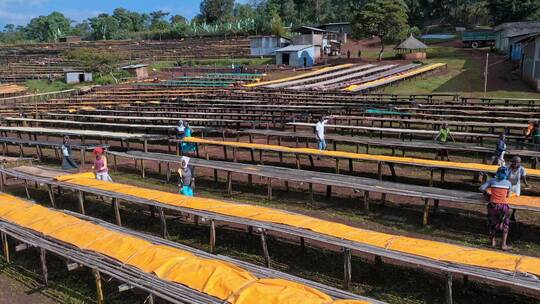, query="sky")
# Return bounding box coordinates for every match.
[0,0,246,28]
